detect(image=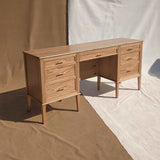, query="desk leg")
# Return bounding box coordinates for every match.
[138,76,141,90]
[116,82,119,98]
[27,95,31,112]
[76,95,80,112]
[41,104,46,124]
[97,76,101,90]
